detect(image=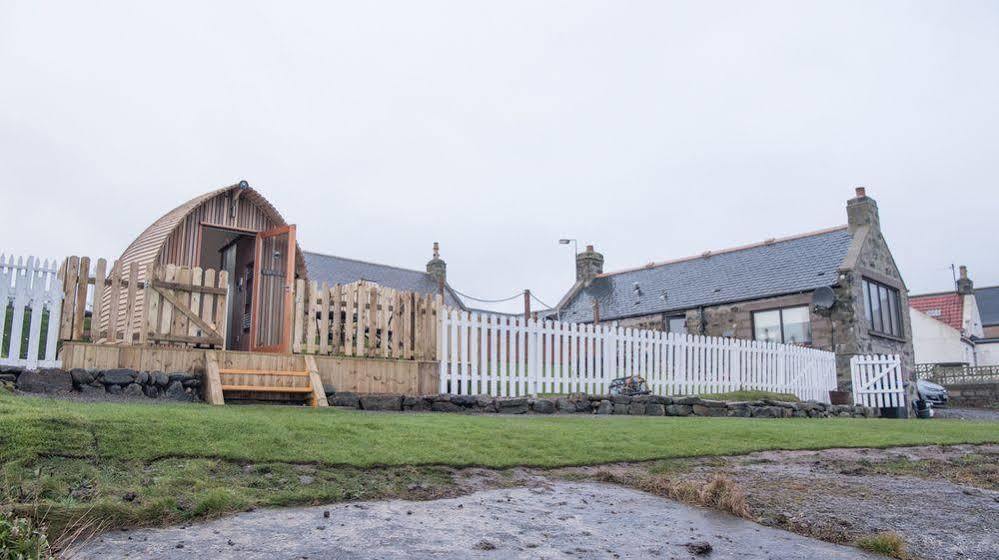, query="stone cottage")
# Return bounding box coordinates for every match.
[550,188,914,389]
